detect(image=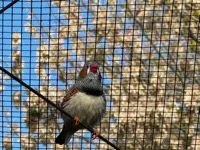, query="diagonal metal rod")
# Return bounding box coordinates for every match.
[0,66,120,150]
[0,0,19,14]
